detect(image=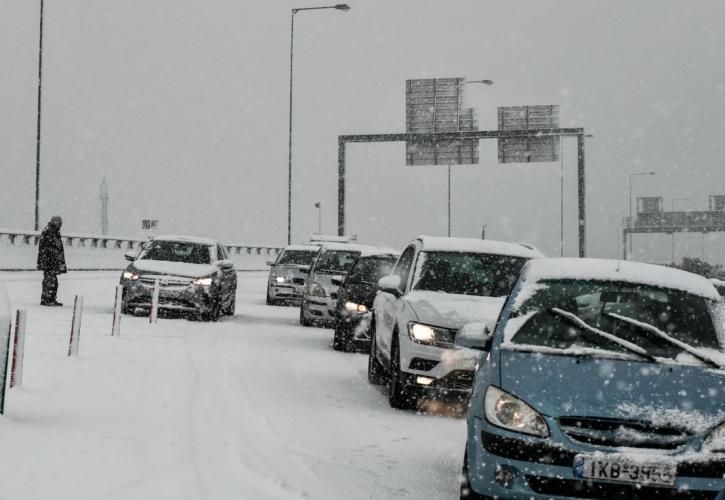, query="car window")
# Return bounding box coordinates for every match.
[314,250,360,274]
[510,279,723,361]
[277,250,317,266]
[347,256,397,284]
[137,241,212,264]
[393,246,416,290]
[411,251,527,297]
